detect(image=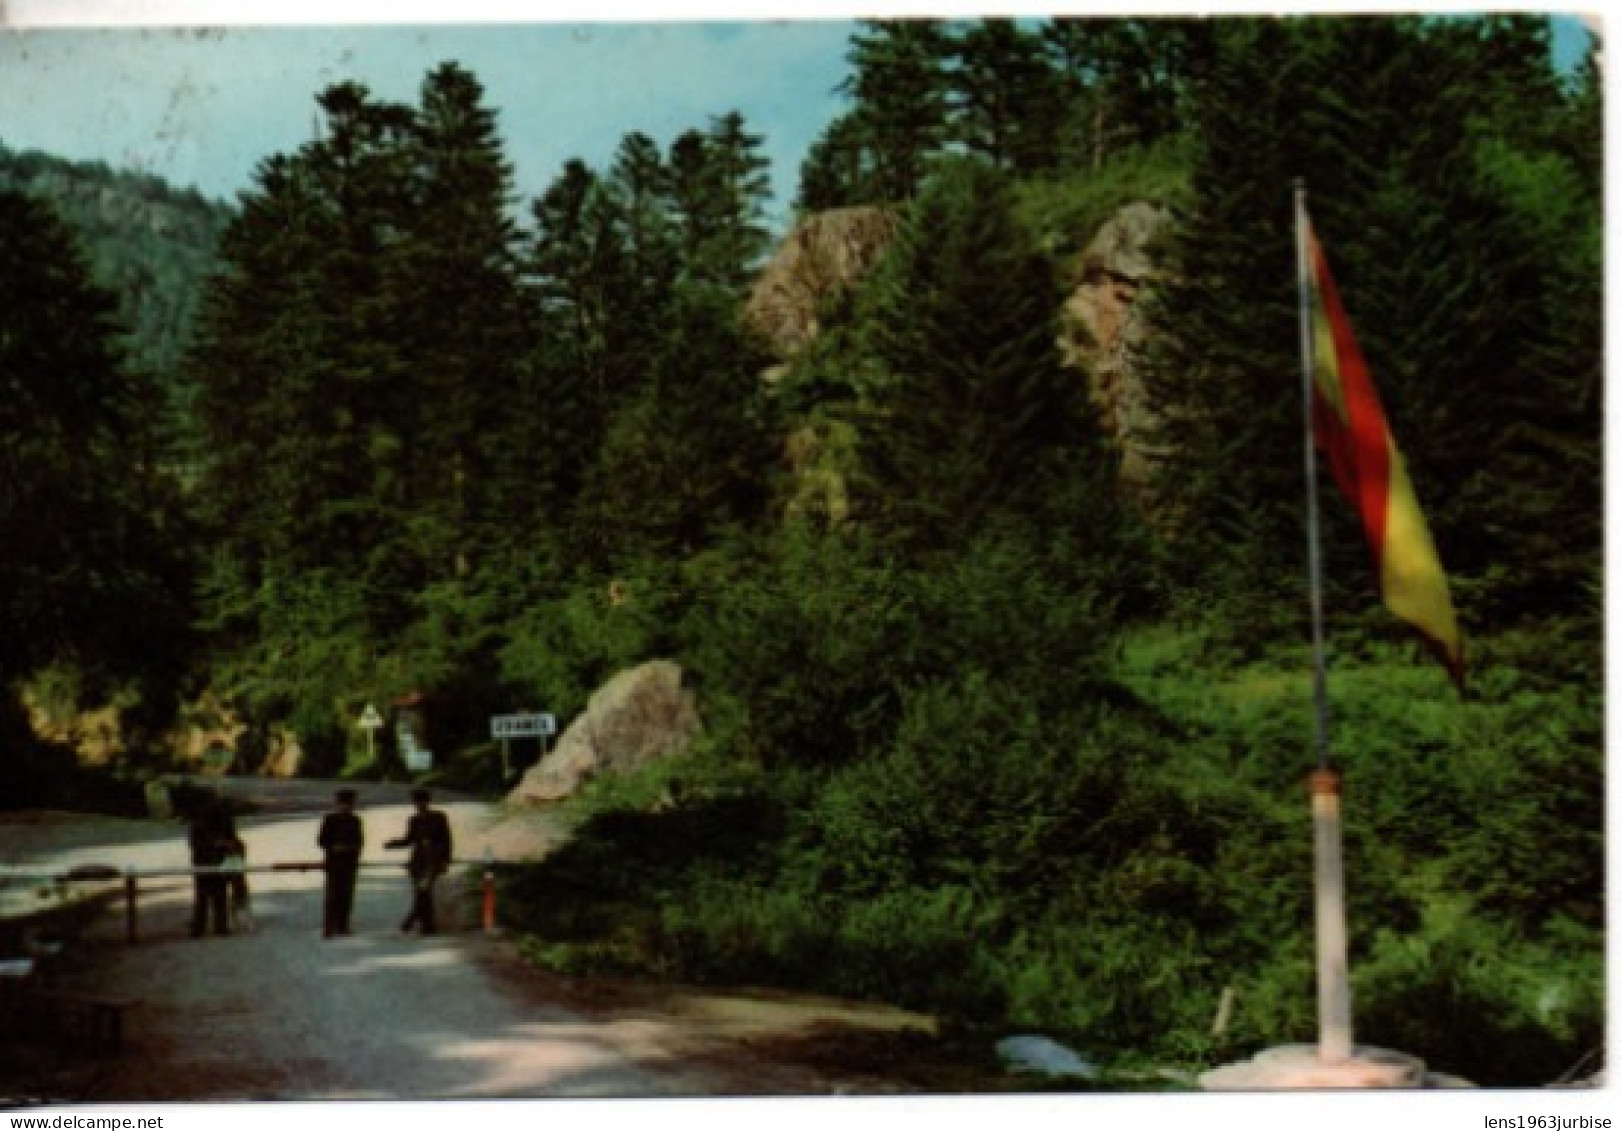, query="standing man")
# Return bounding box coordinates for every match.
[188,801,236,938]
[317,788,364,938]
[386,789,453,935]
